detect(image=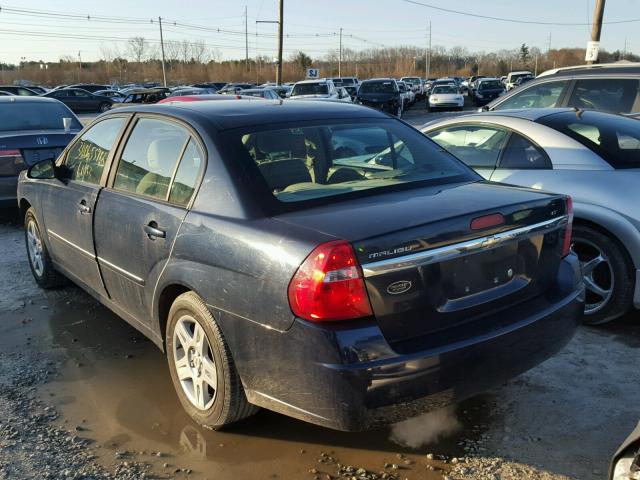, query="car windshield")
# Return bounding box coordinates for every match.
[231,119,473,205]
[432,86,458,94]
[0,103,81,132]
[479,80,503,90]
[537,111,640,169]
[360,81,395,94]
[340,78,355,85]
[291,83,329,96]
